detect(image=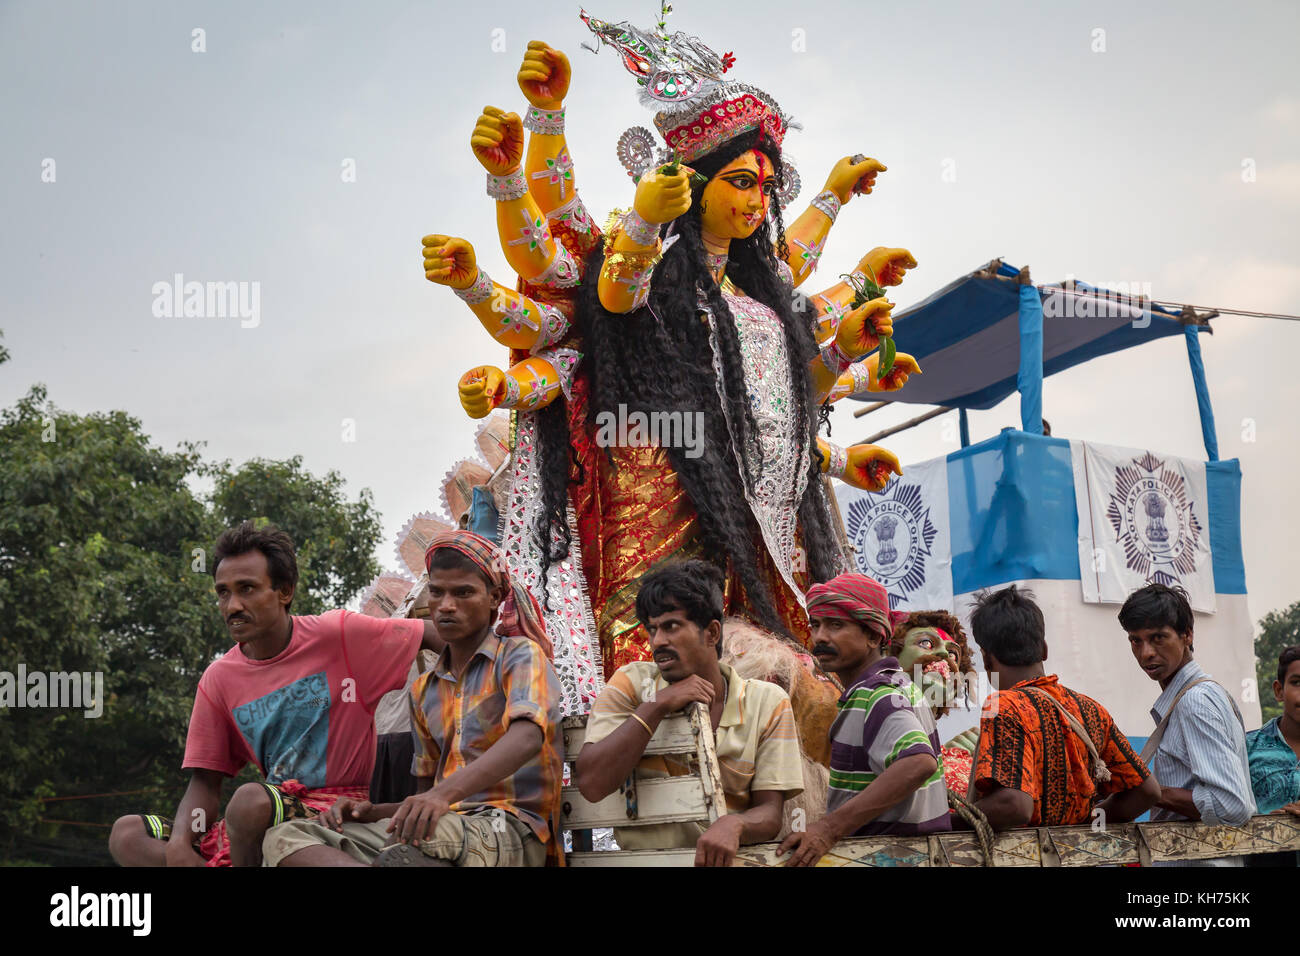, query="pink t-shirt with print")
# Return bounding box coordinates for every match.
[182,609,422,789]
